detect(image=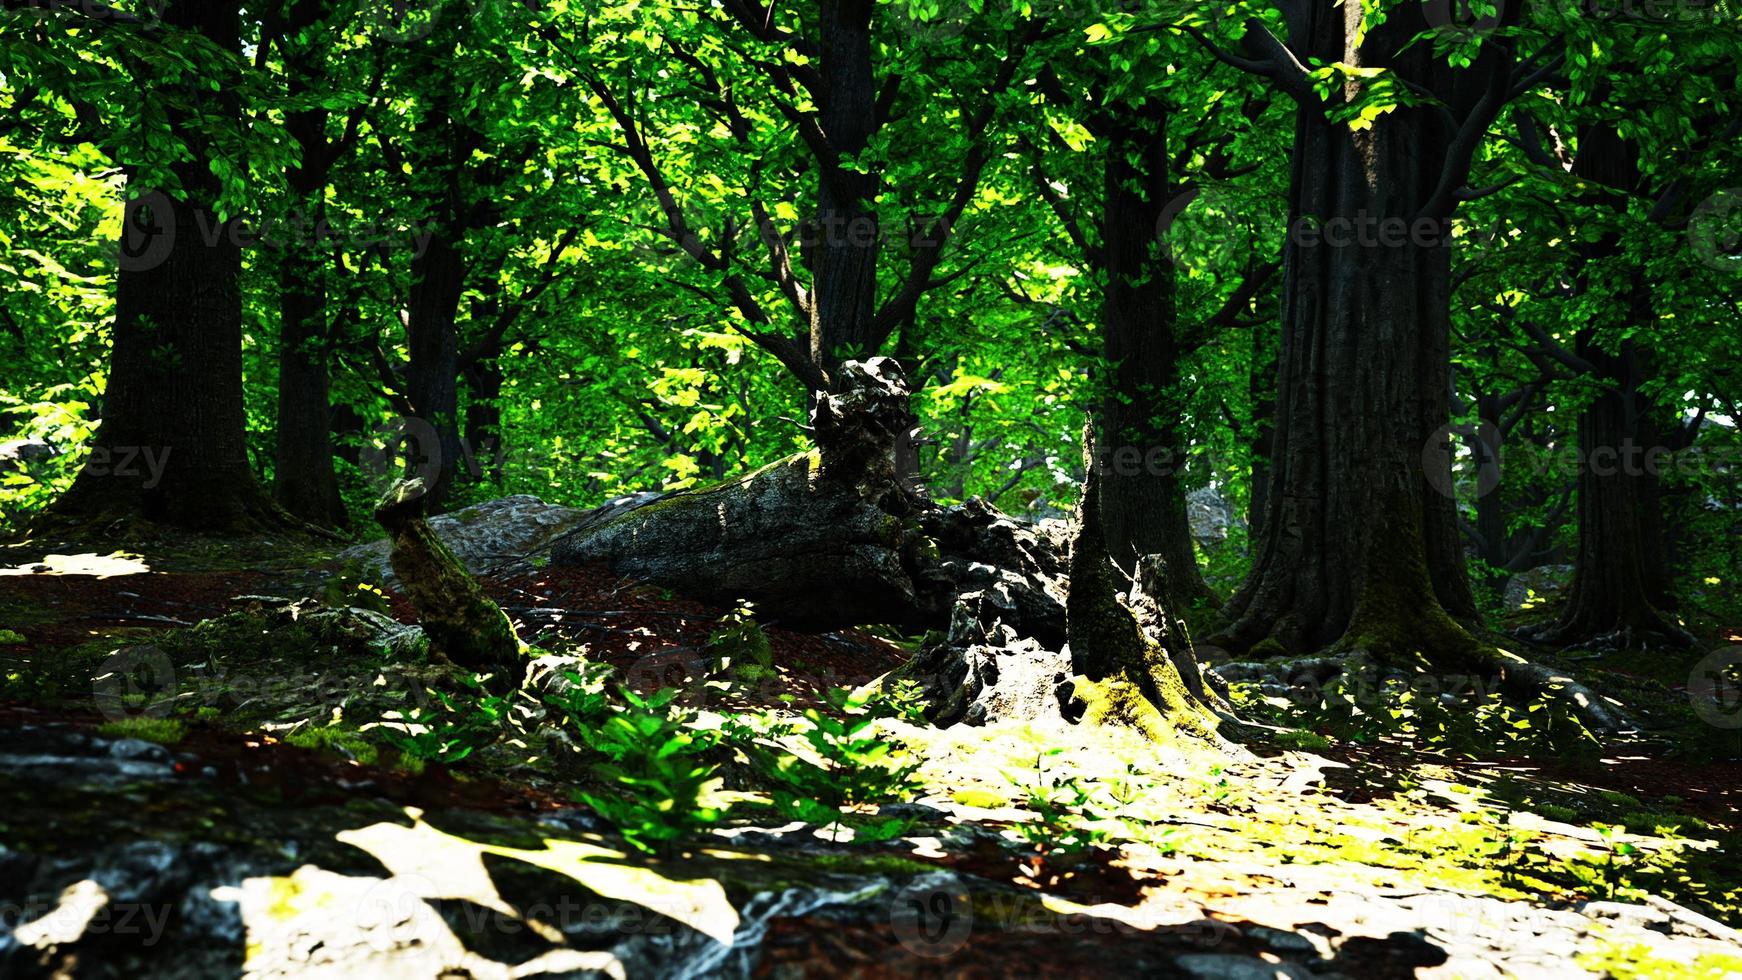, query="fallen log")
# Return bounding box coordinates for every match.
[551,359,1066,643]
